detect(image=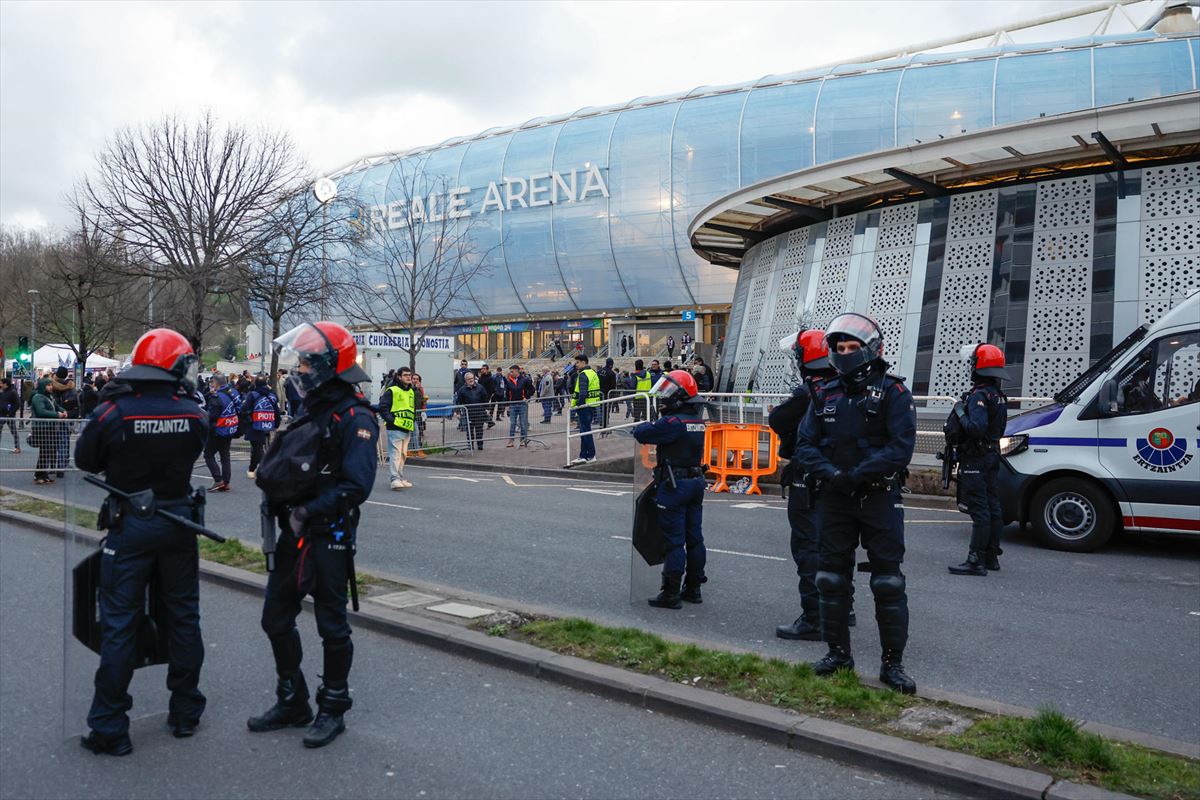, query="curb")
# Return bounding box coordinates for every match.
[5,509,1163,799]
